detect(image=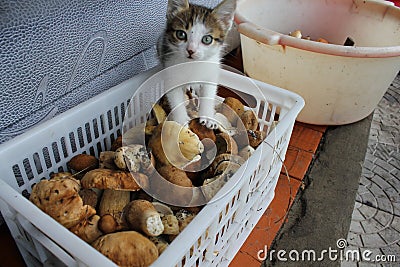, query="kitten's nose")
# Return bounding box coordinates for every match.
[187,49,195,57]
